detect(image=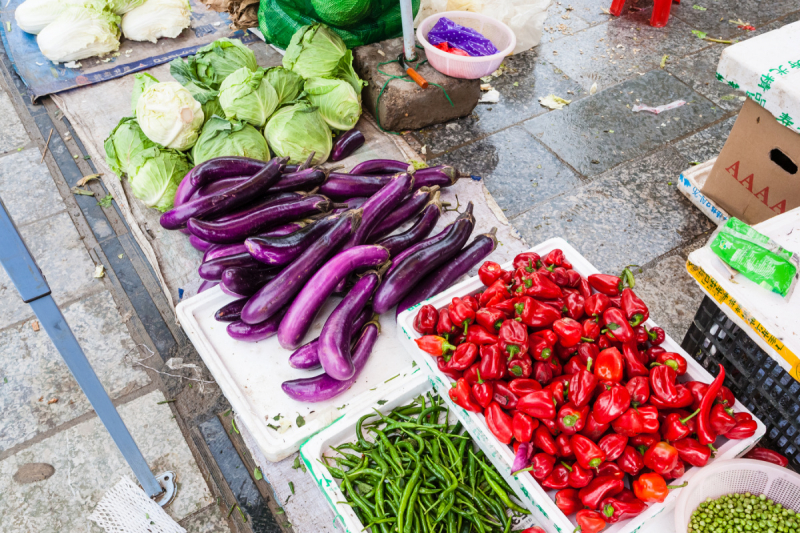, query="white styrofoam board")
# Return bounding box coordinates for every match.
[677,158,730,225]
[396,238,765,533]
[687,207,800,375]
[716,20,800,133]
[175,287,413,462]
